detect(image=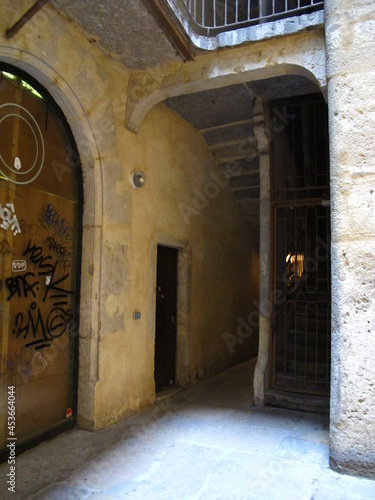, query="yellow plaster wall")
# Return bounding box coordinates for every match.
[95,103,259,427]
[1,0,259,430]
